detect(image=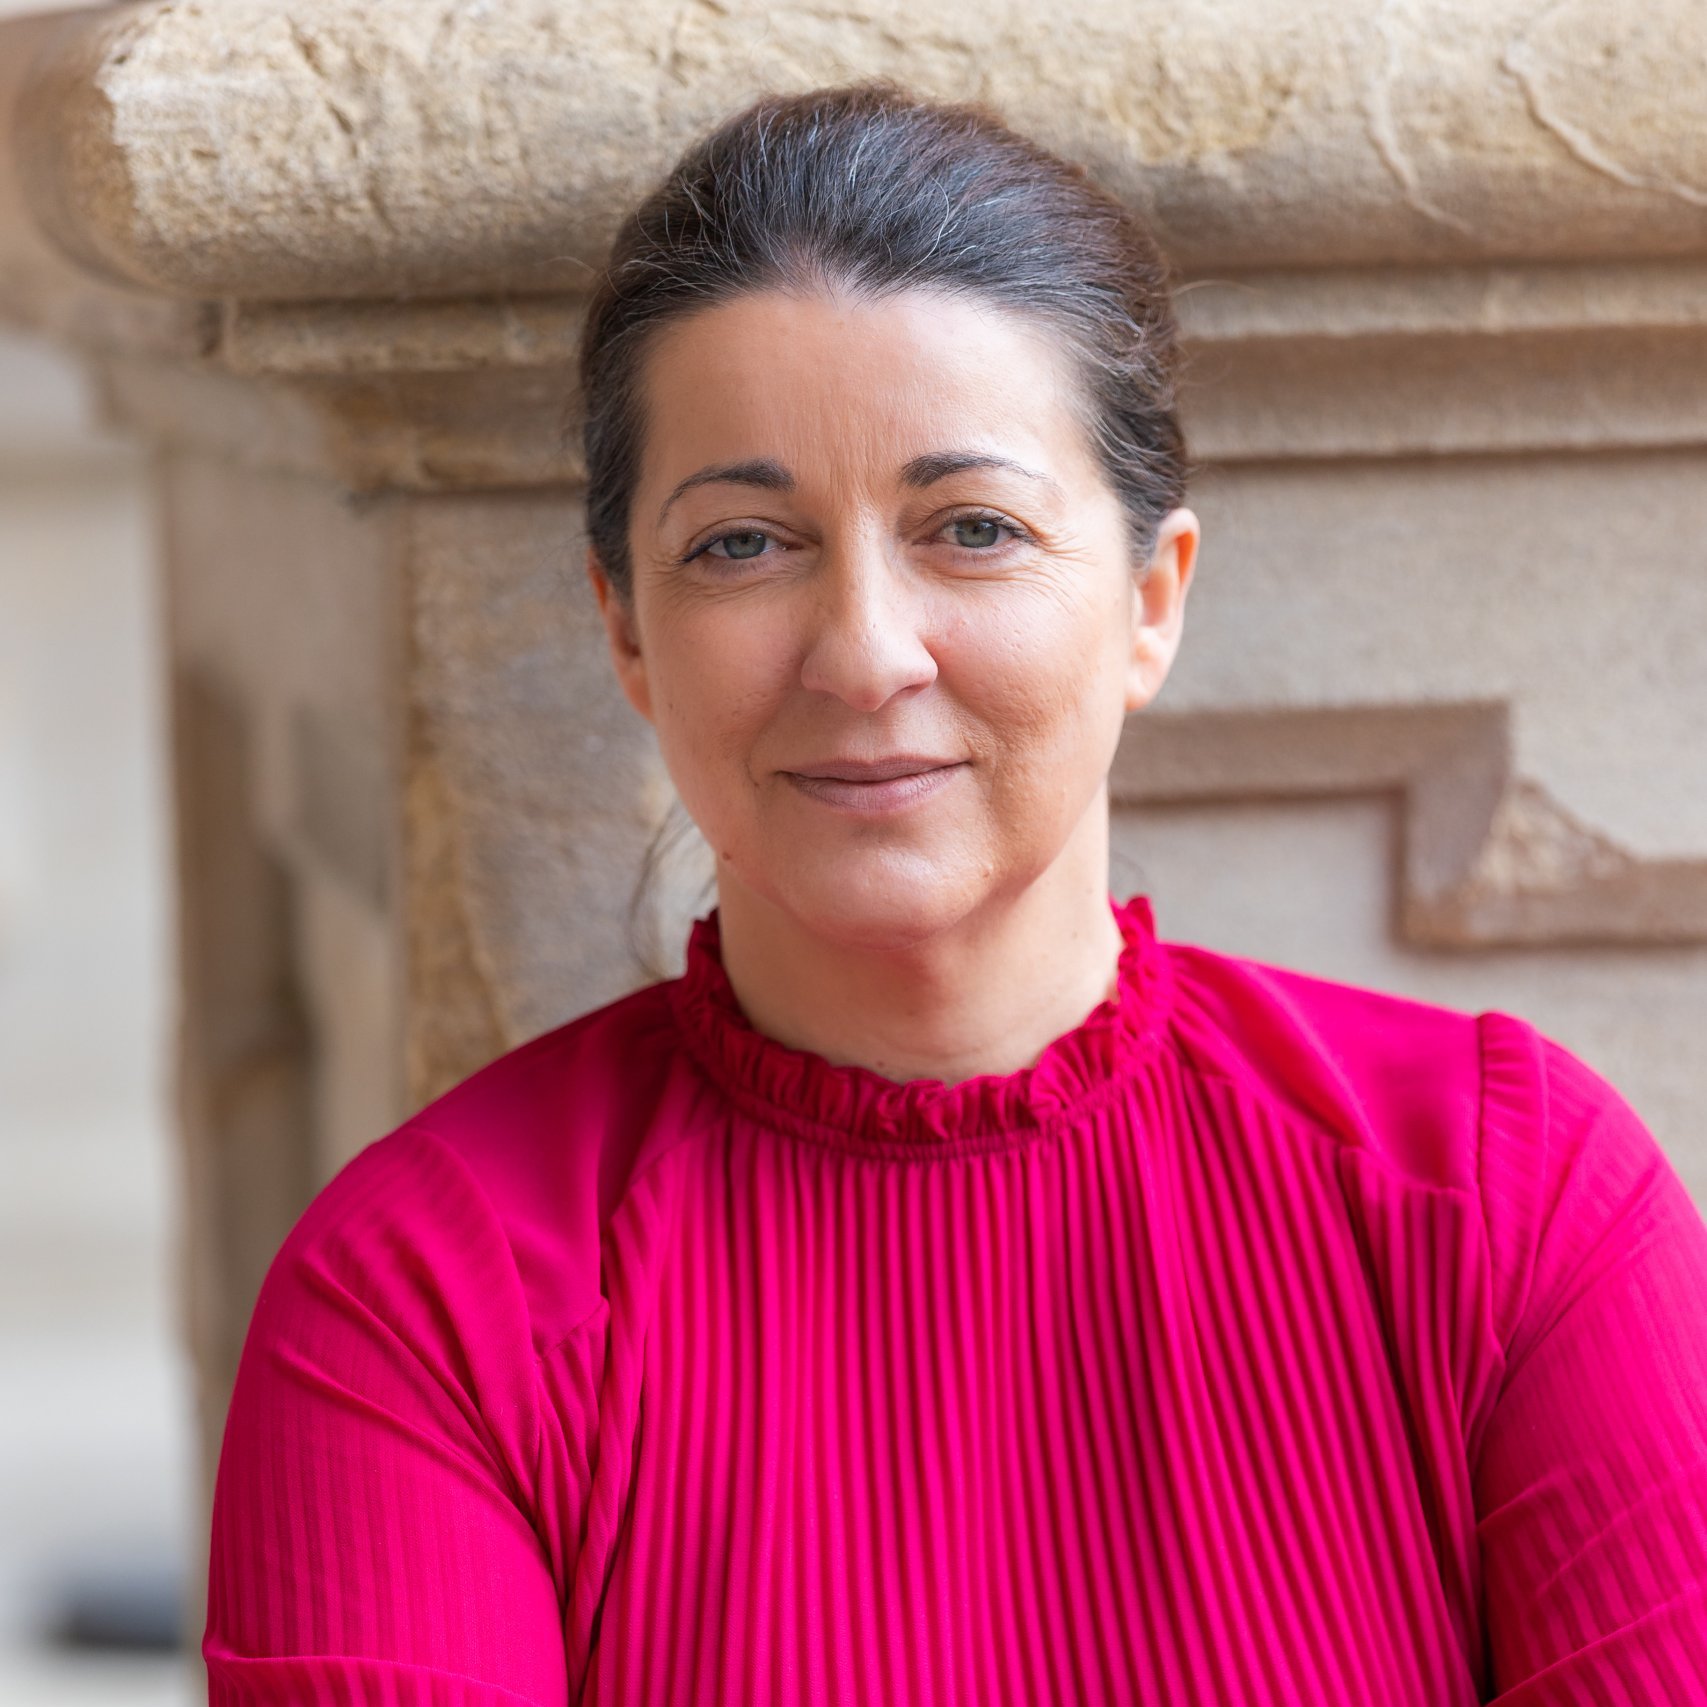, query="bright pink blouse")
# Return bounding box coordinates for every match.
[203,892,1707,1703]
